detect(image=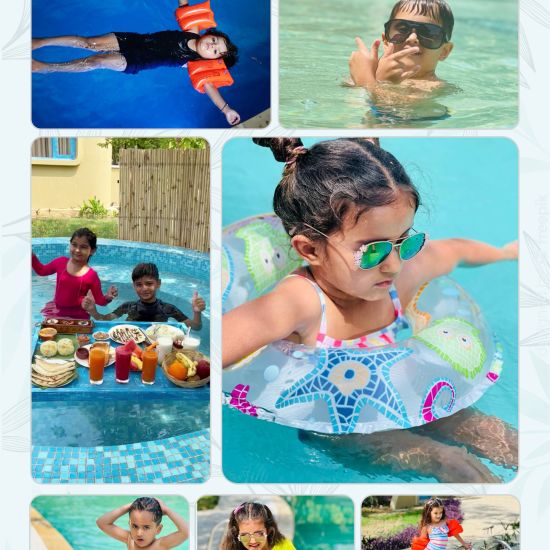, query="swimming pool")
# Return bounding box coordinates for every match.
[32,0,270,128]
[32,238,211,483]
[222,137,518,483]
[32,238,210,353]
[32,495,189,549]
[279,0,517,128]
